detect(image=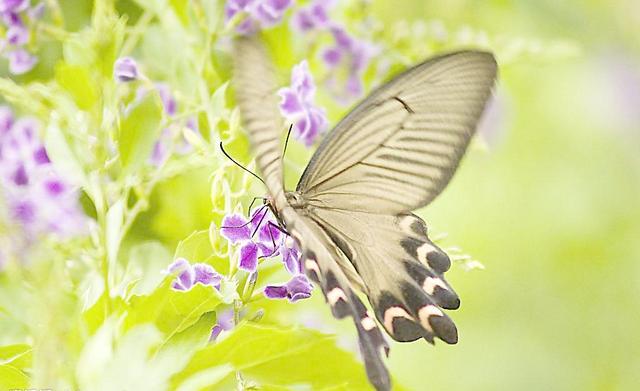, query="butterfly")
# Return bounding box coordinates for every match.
[232,36,497,391]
